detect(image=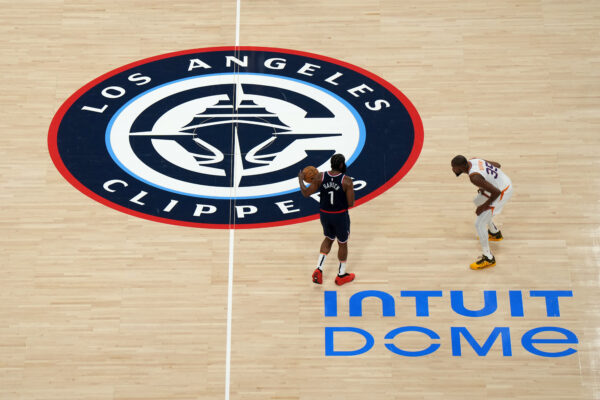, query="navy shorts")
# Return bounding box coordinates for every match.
[320,211,350,243]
